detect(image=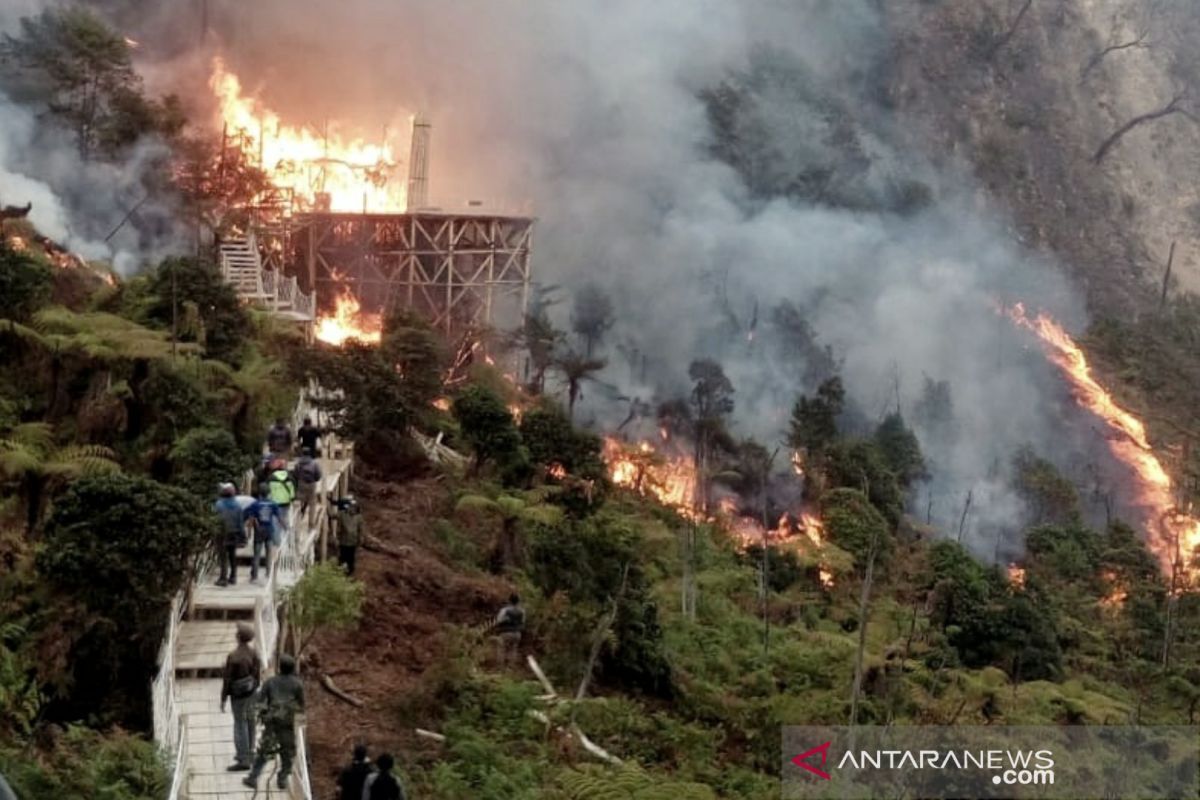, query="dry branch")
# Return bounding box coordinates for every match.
[1093,93,1193,165]
[415,728,446,743]
[987,0,1034,60]
[318,672,364,707]
[361,534,409,558]
[1080,28,1149,81]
